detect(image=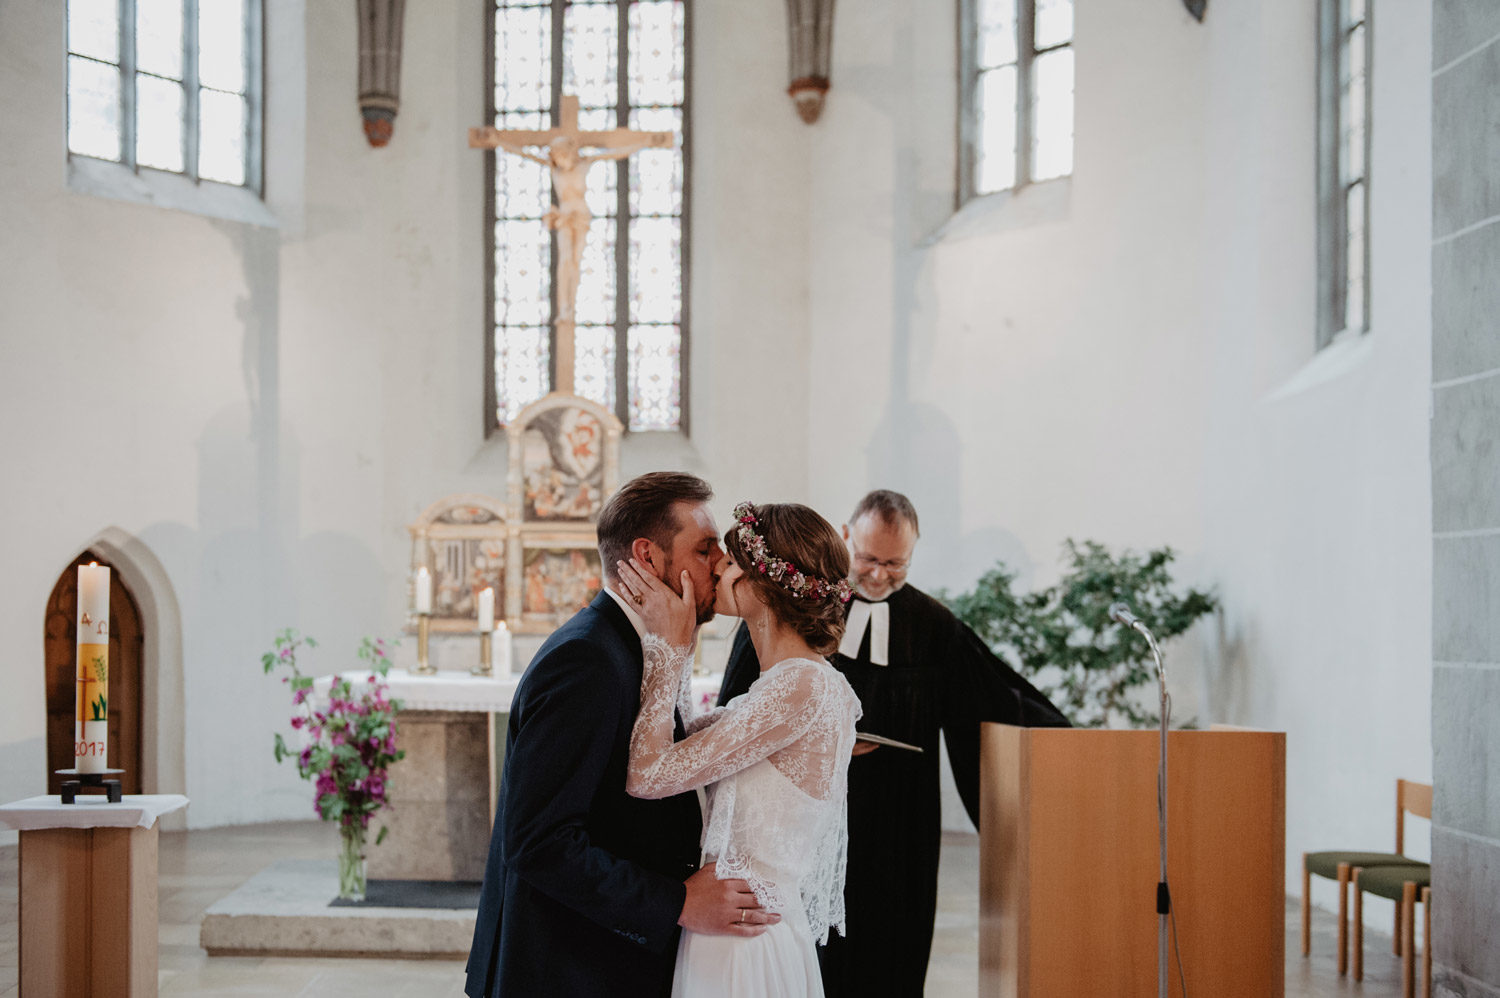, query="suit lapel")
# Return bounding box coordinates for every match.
[592,590,690,741]
[589,589,641,655]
